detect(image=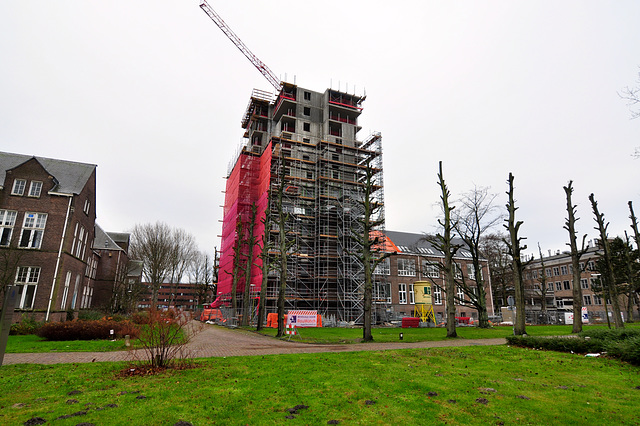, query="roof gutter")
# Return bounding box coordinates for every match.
[45,194,73,321]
